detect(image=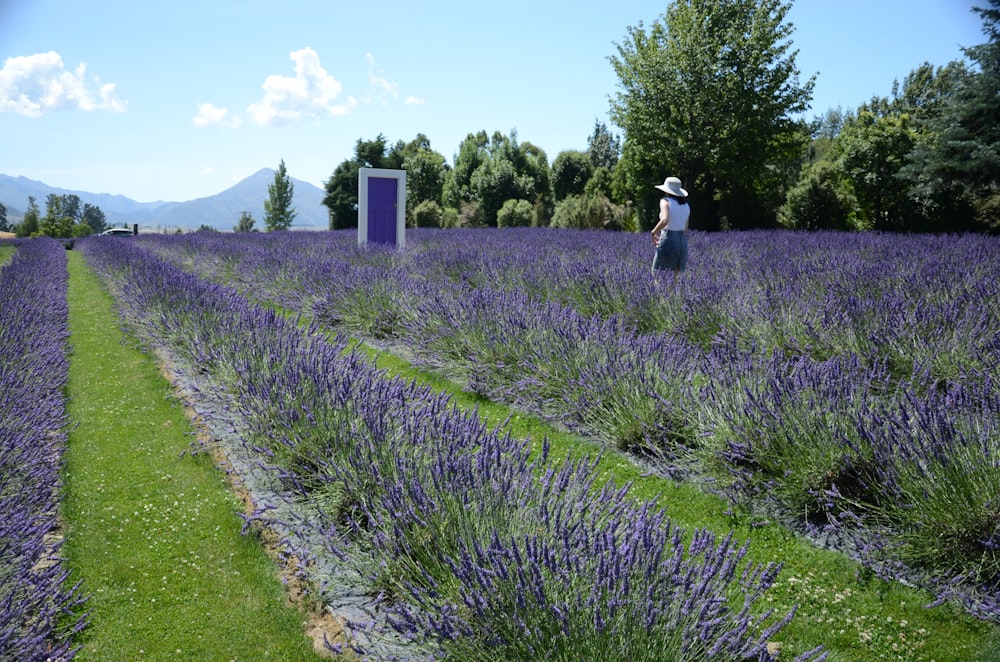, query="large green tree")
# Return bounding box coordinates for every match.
[263,159,297,231]
[609,0,813,230]
[0,202,7,232]
[904,1,1000,231]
